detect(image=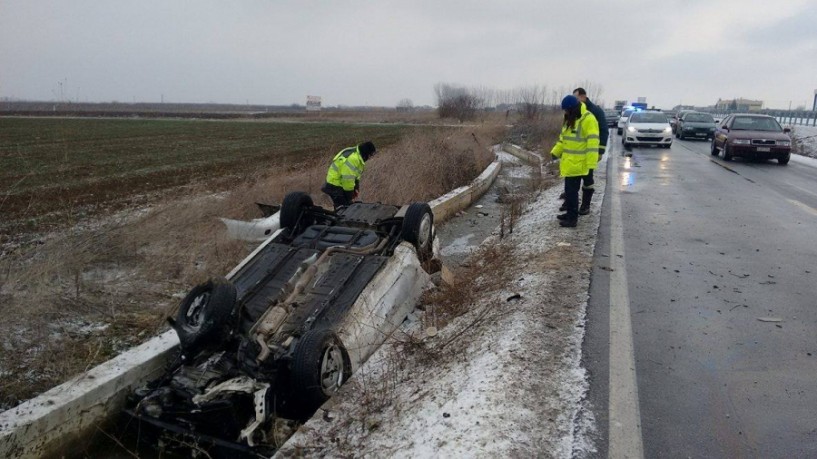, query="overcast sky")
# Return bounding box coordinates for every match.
[2,0,816,110]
